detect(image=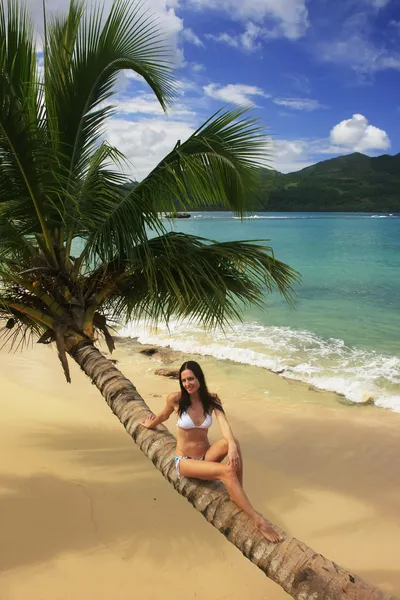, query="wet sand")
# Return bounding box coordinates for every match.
[1,340,399,600]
